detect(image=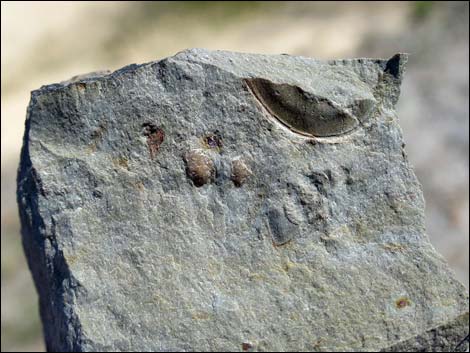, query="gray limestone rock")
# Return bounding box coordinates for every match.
[17,49,469,352]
